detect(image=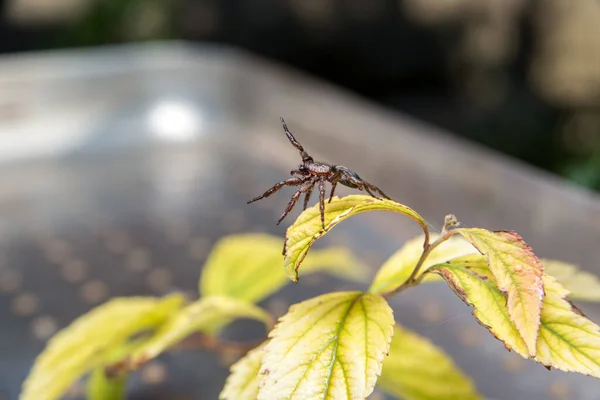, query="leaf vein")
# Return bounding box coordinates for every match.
[323,294,361,399]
